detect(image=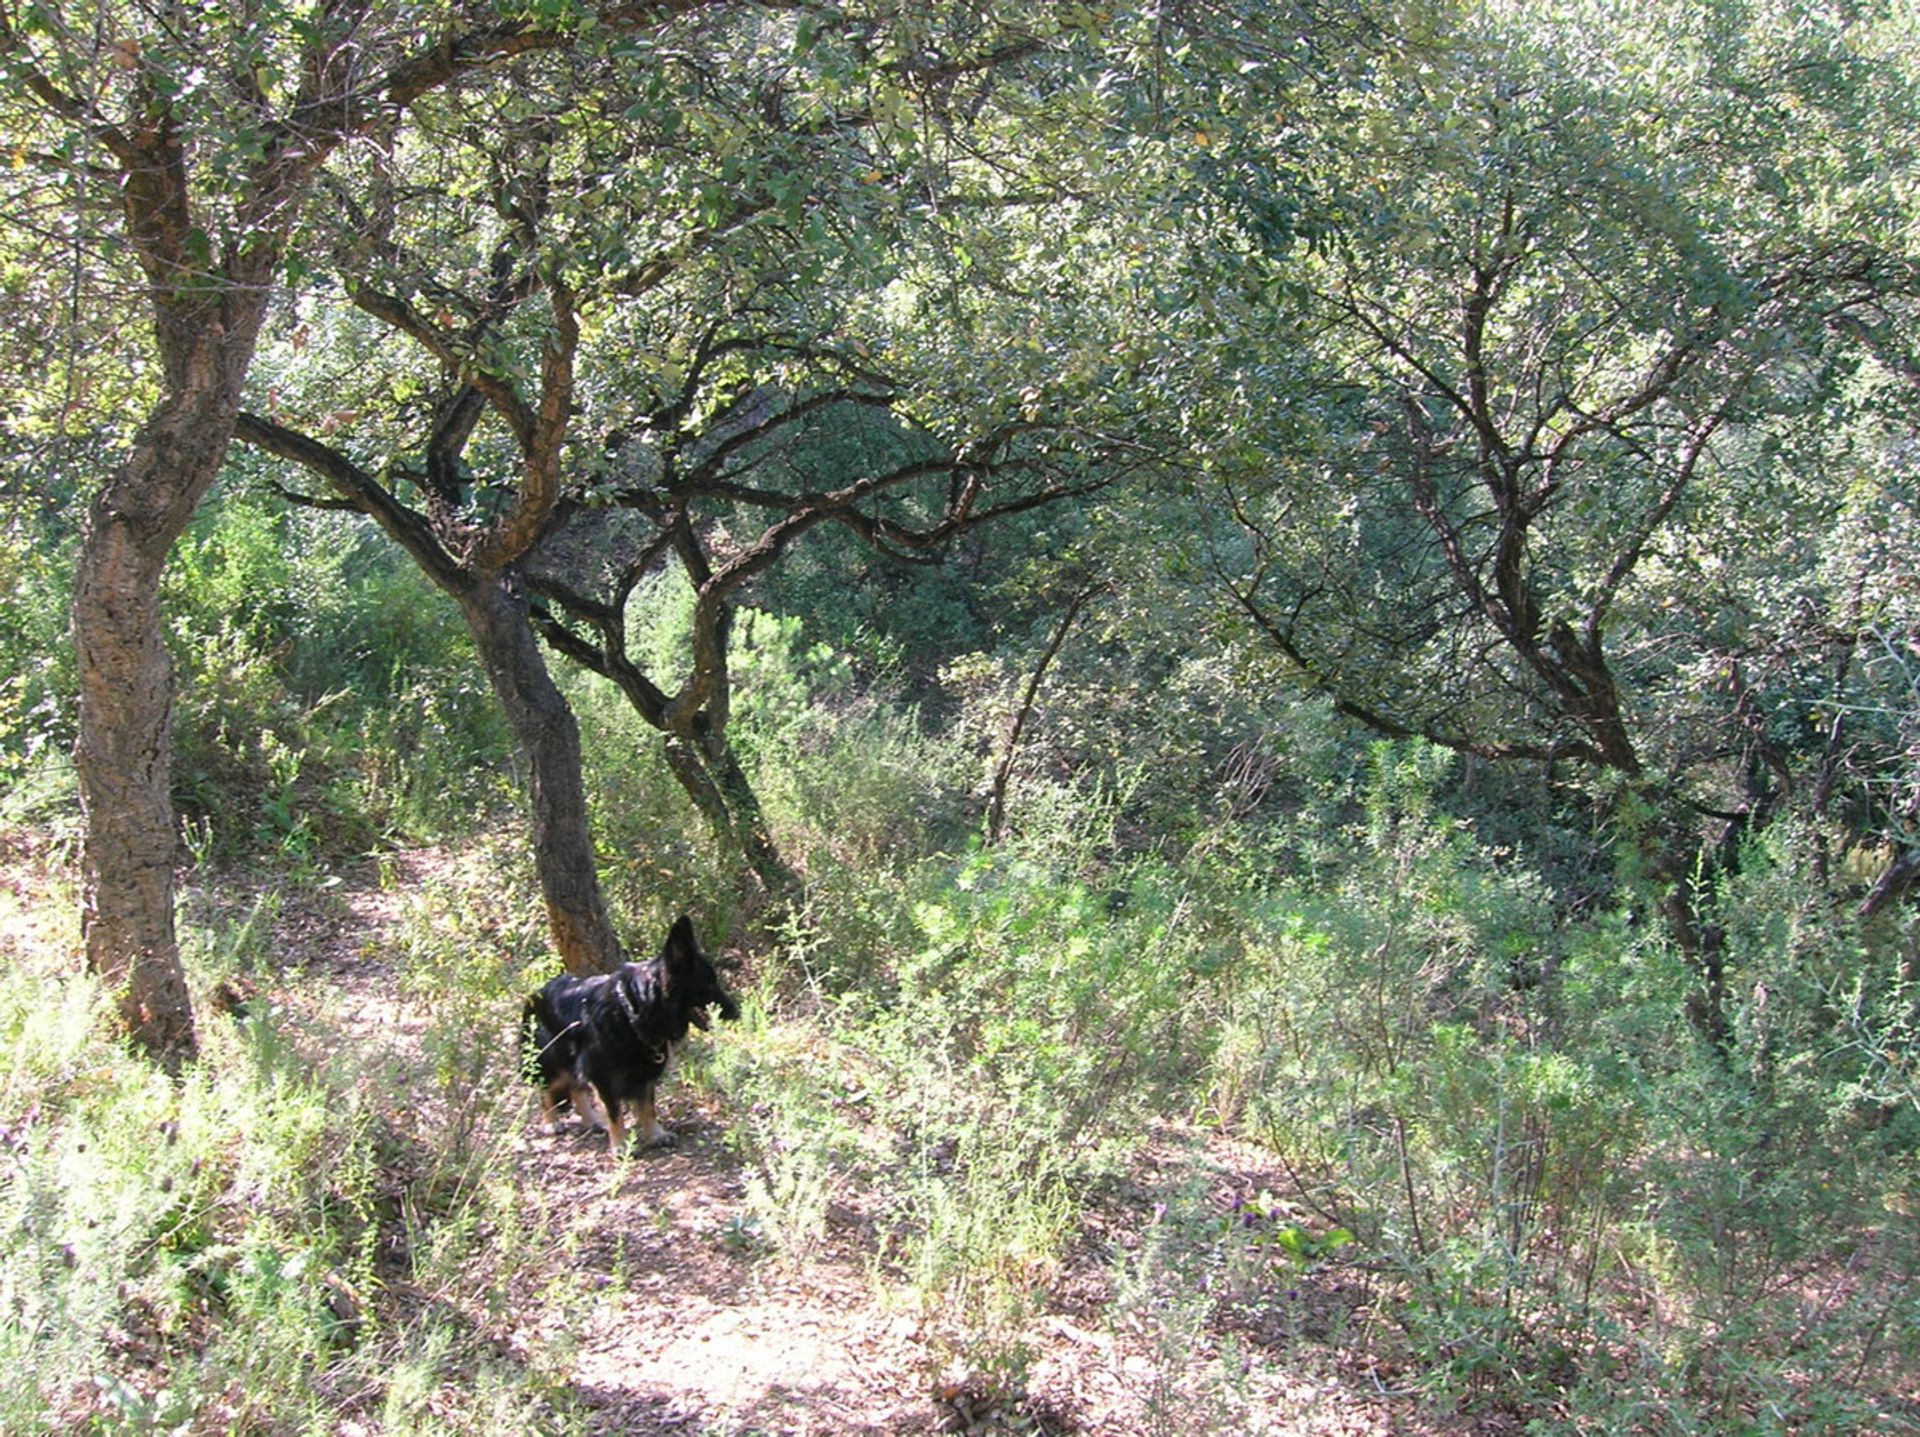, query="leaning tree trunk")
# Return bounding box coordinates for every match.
[227,413,628,975]
[554,601,801,908]
[987,583,1101,844]
[657,733,746,851]
[72,333,258,1067]
[696,725,801,905]
[458,570,625,975]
